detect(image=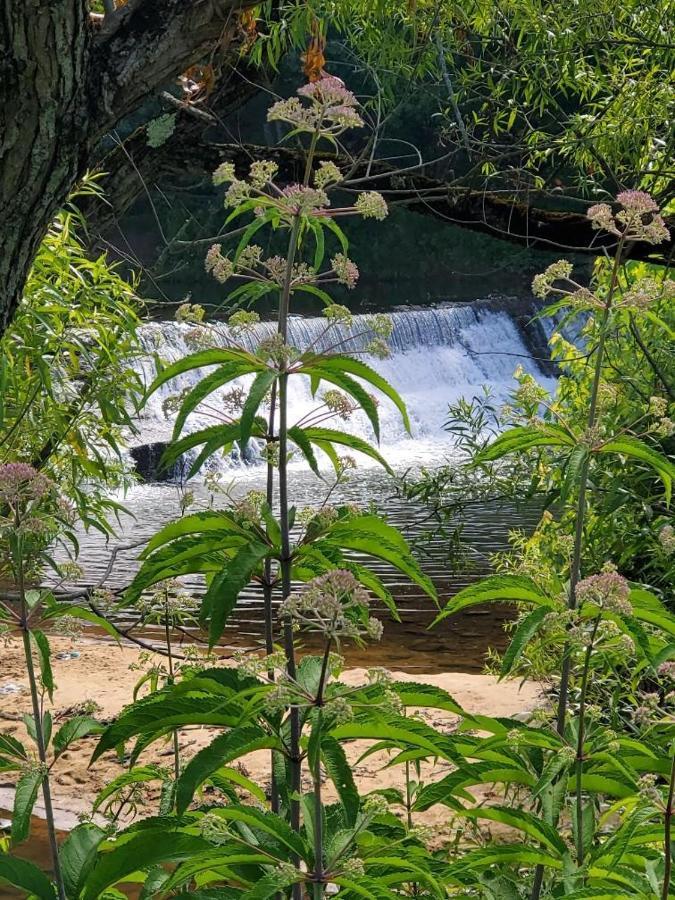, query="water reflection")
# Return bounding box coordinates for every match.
[61,462,539,673]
